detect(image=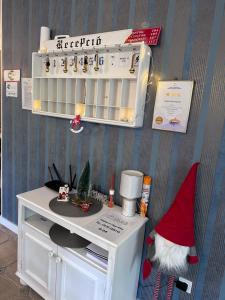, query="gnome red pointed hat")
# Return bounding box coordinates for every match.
[155,162,200,247]
[143,163,200,279]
